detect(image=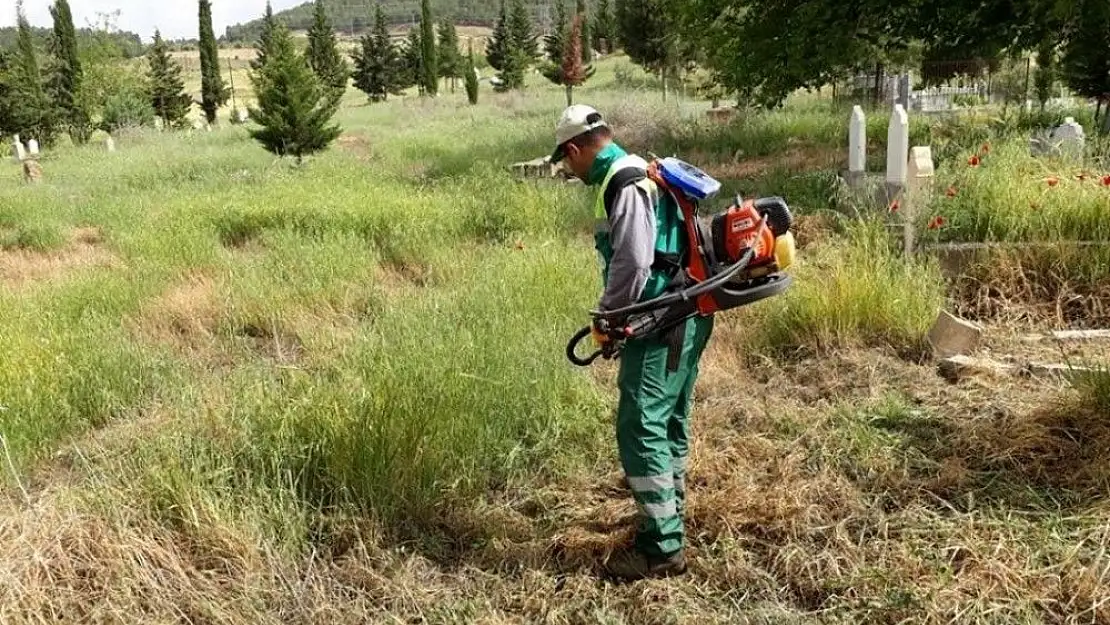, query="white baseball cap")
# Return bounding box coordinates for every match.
[551,104,609,163]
